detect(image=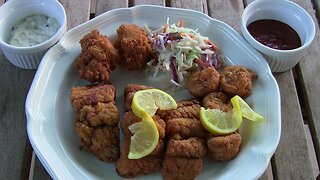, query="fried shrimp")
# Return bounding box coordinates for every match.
[74,29,121,83]
[187,67,220,98]
[202,92,232,112]
[220,66,257,97]
[116,24,152,70]
[207,131,242,161]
